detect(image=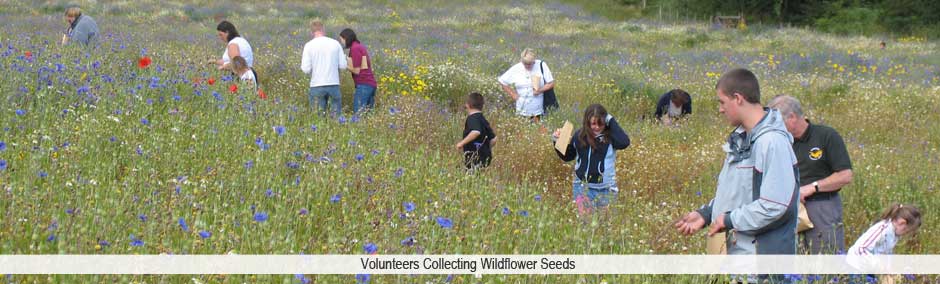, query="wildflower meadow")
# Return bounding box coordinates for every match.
[1,0,938,283]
